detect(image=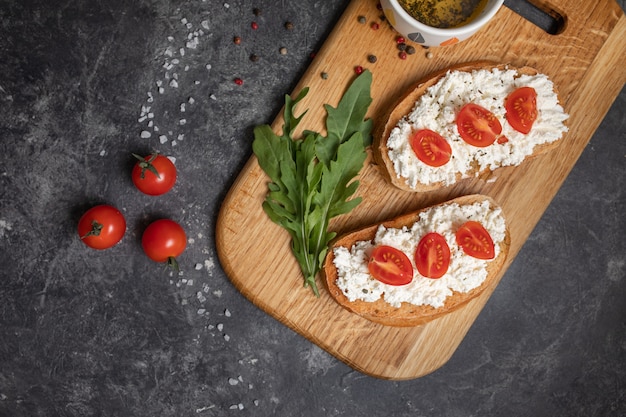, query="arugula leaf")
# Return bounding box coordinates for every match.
[252,71,373,296]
